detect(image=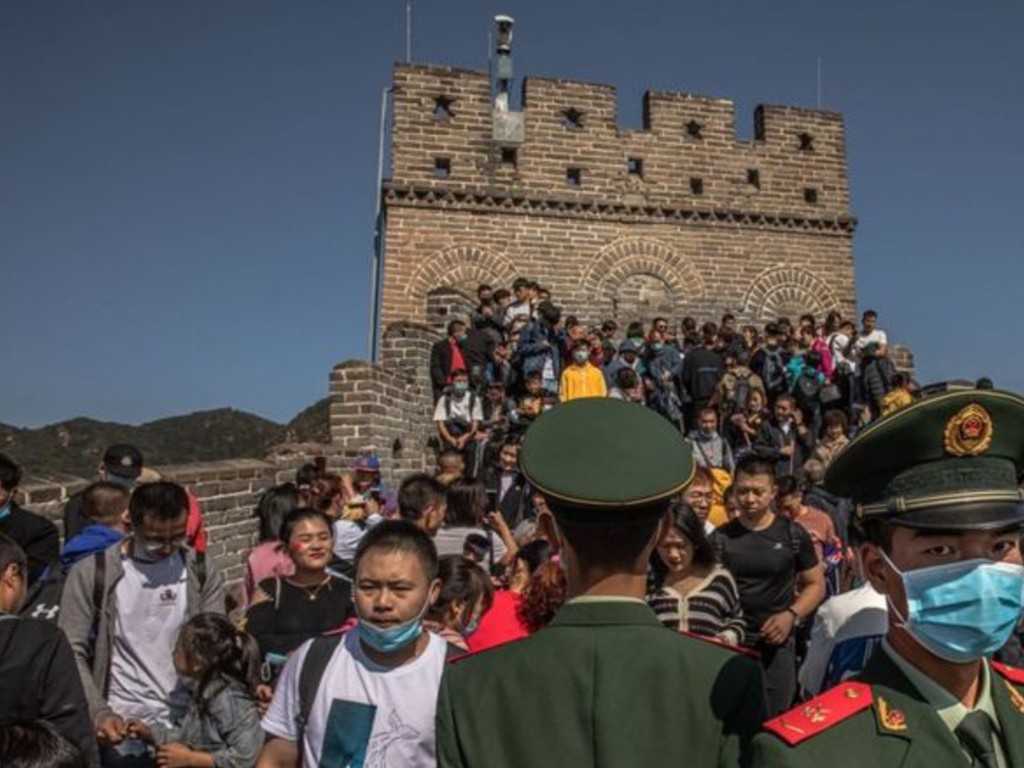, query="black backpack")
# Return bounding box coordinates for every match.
[795,373,822,411]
